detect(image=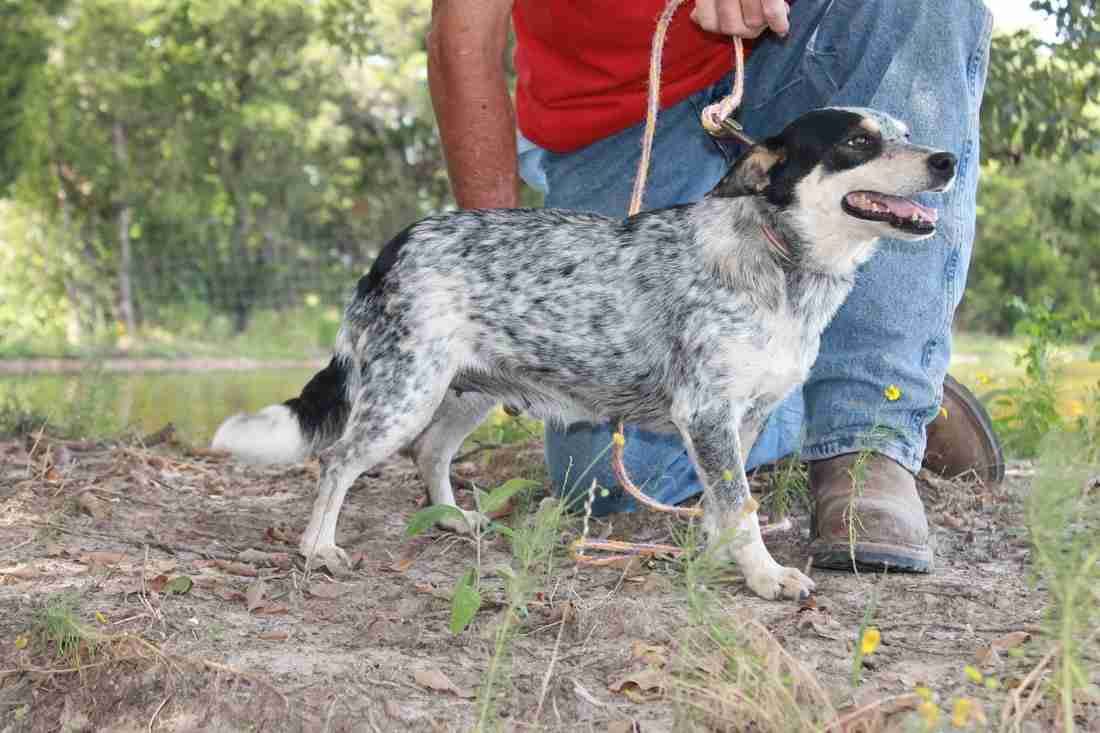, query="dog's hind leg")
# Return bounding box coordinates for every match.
[408,390,498,533]
[676,400,815,601]
[298,368,454,572]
